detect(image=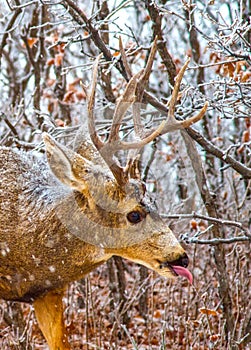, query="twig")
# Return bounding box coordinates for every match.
[61,0,113,62]
[145,0,176,86]
[187,236,250,245]
[0,4,22,66]
[161,212,251,237]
